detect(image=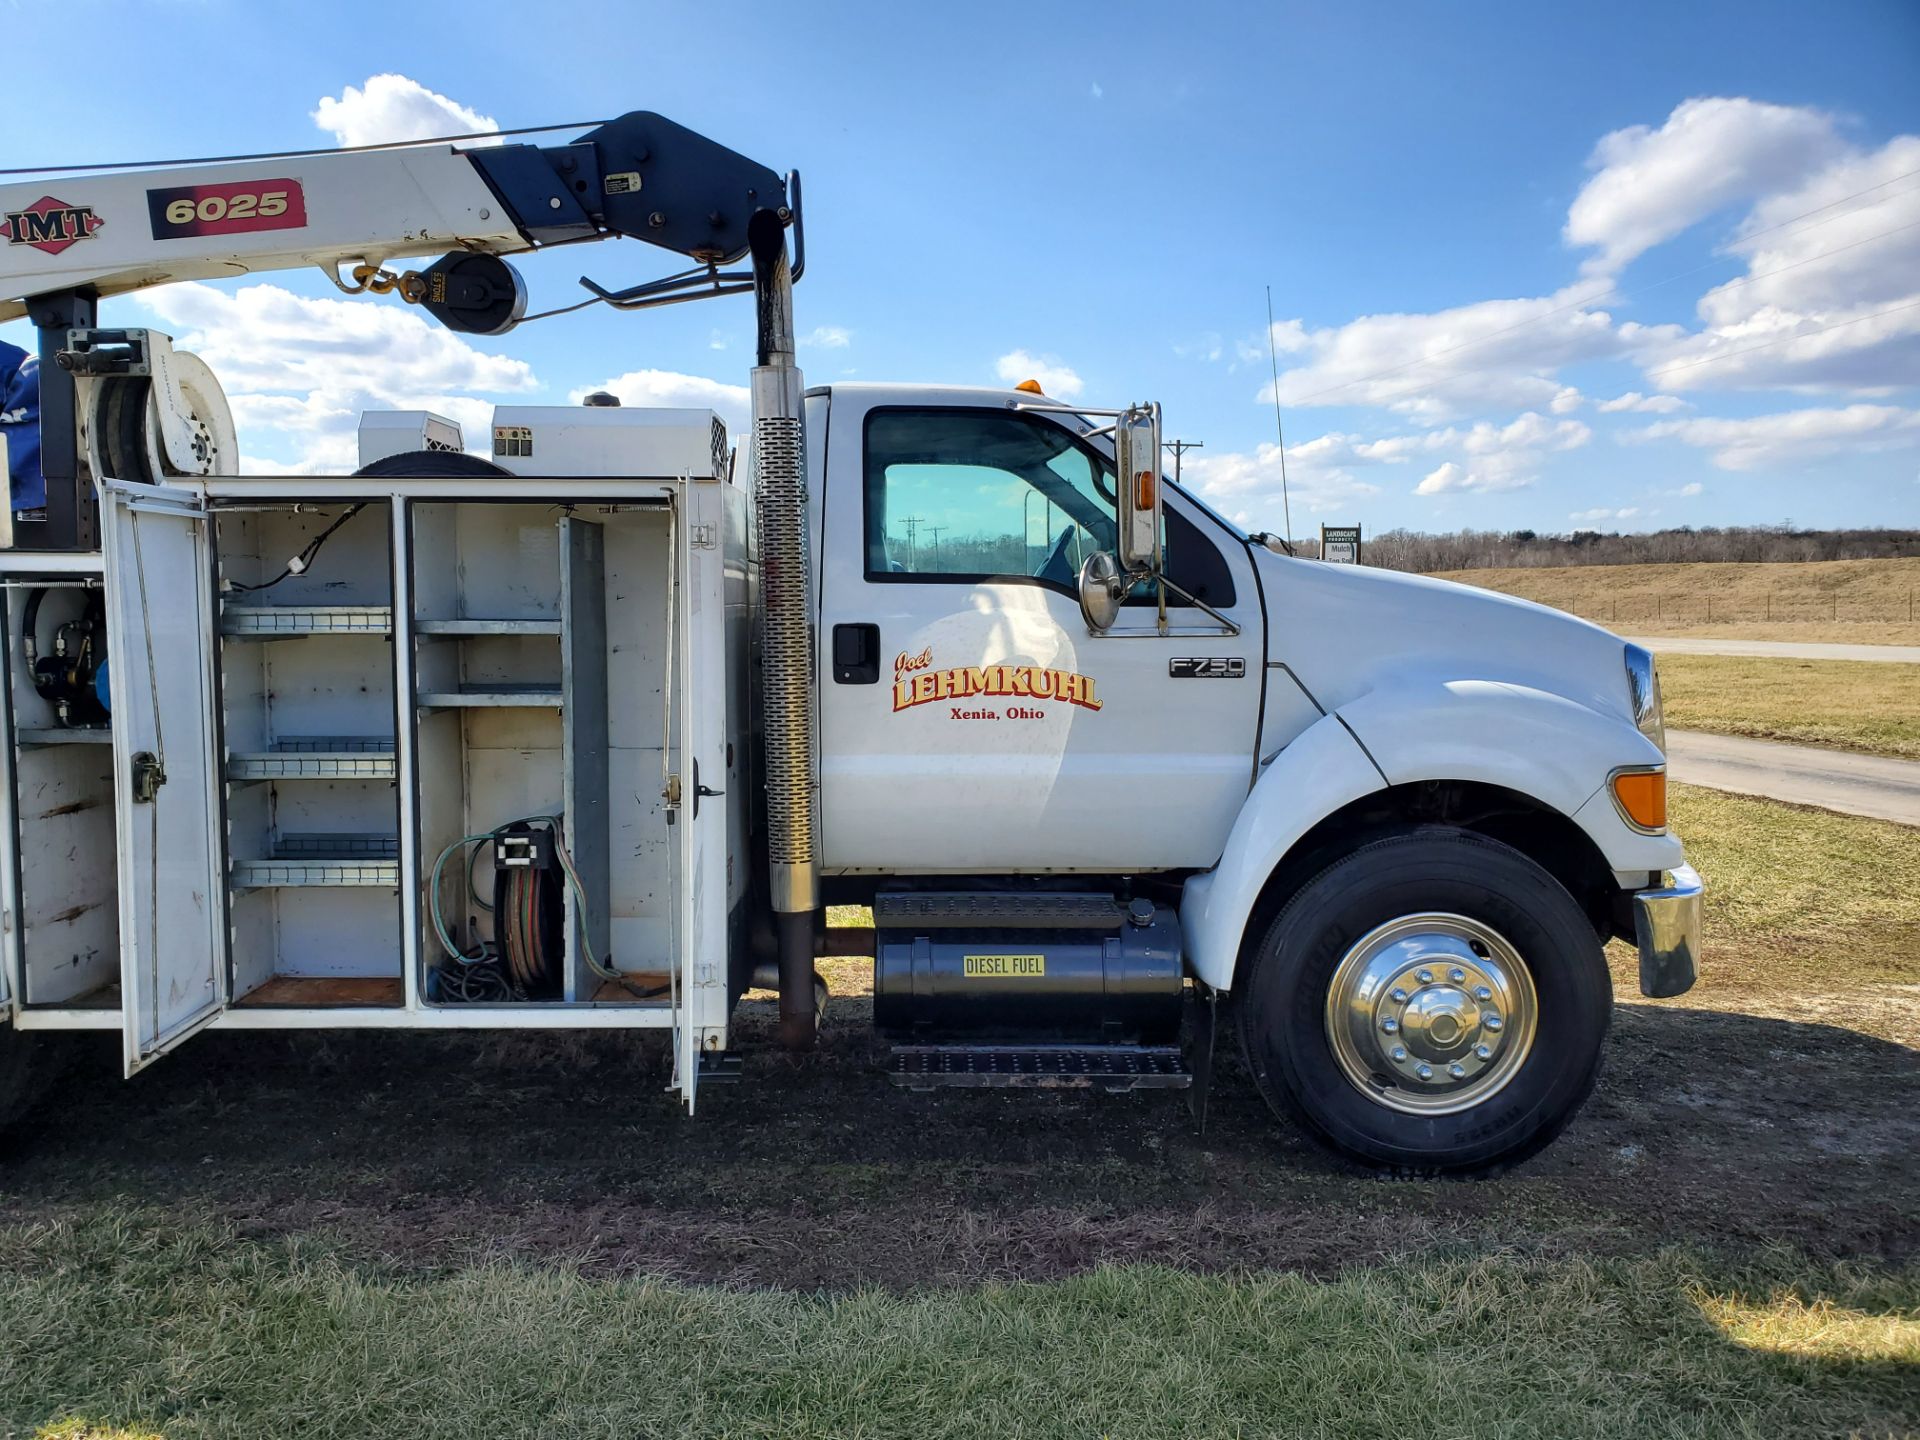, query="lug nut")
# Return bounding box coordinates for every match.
[1390,988,1407,1002]
[1416,1064,1433,1080]
[1484,1015,1503,1032]
[1391,1046,1407,1062]
[1381,1018,1399,1033]
[1474,986,1492,1001]
[1417,969,1434,983]
[1449,967,1466,983]
[1476,1044,1492,1059]
[1449,1063,1466,1078]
